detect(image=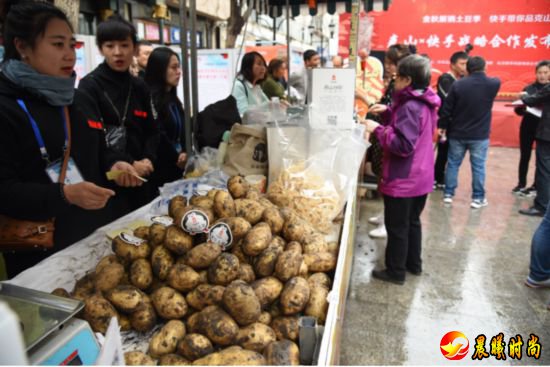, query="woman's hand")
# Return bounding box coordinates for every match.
[176,153,188,170]
[111,161,143,187]
[63,182,115,210]
[133,159,154,177]
[368,104,388,115]
[360,118,381,133]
